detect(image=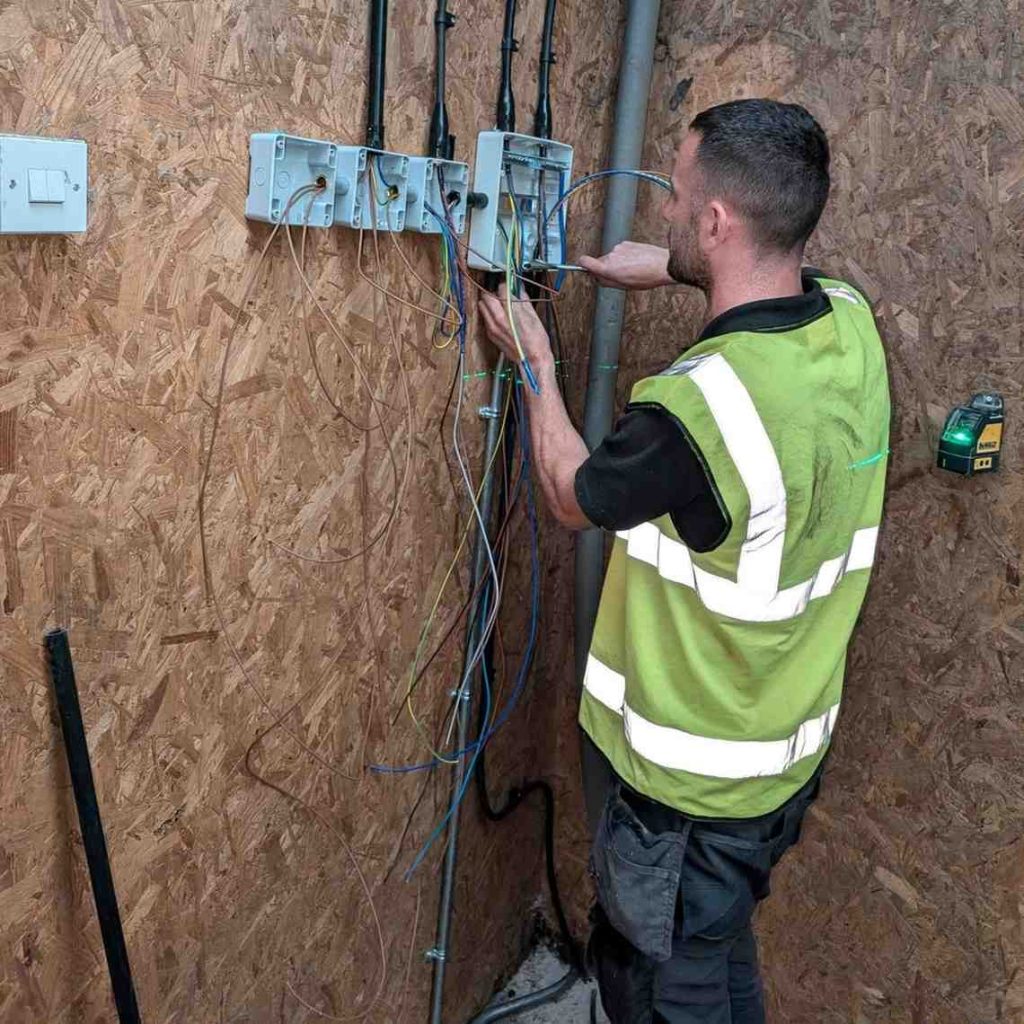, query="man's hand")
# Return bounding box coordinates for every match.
[479,286,553,366]
[578,241,674,290]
